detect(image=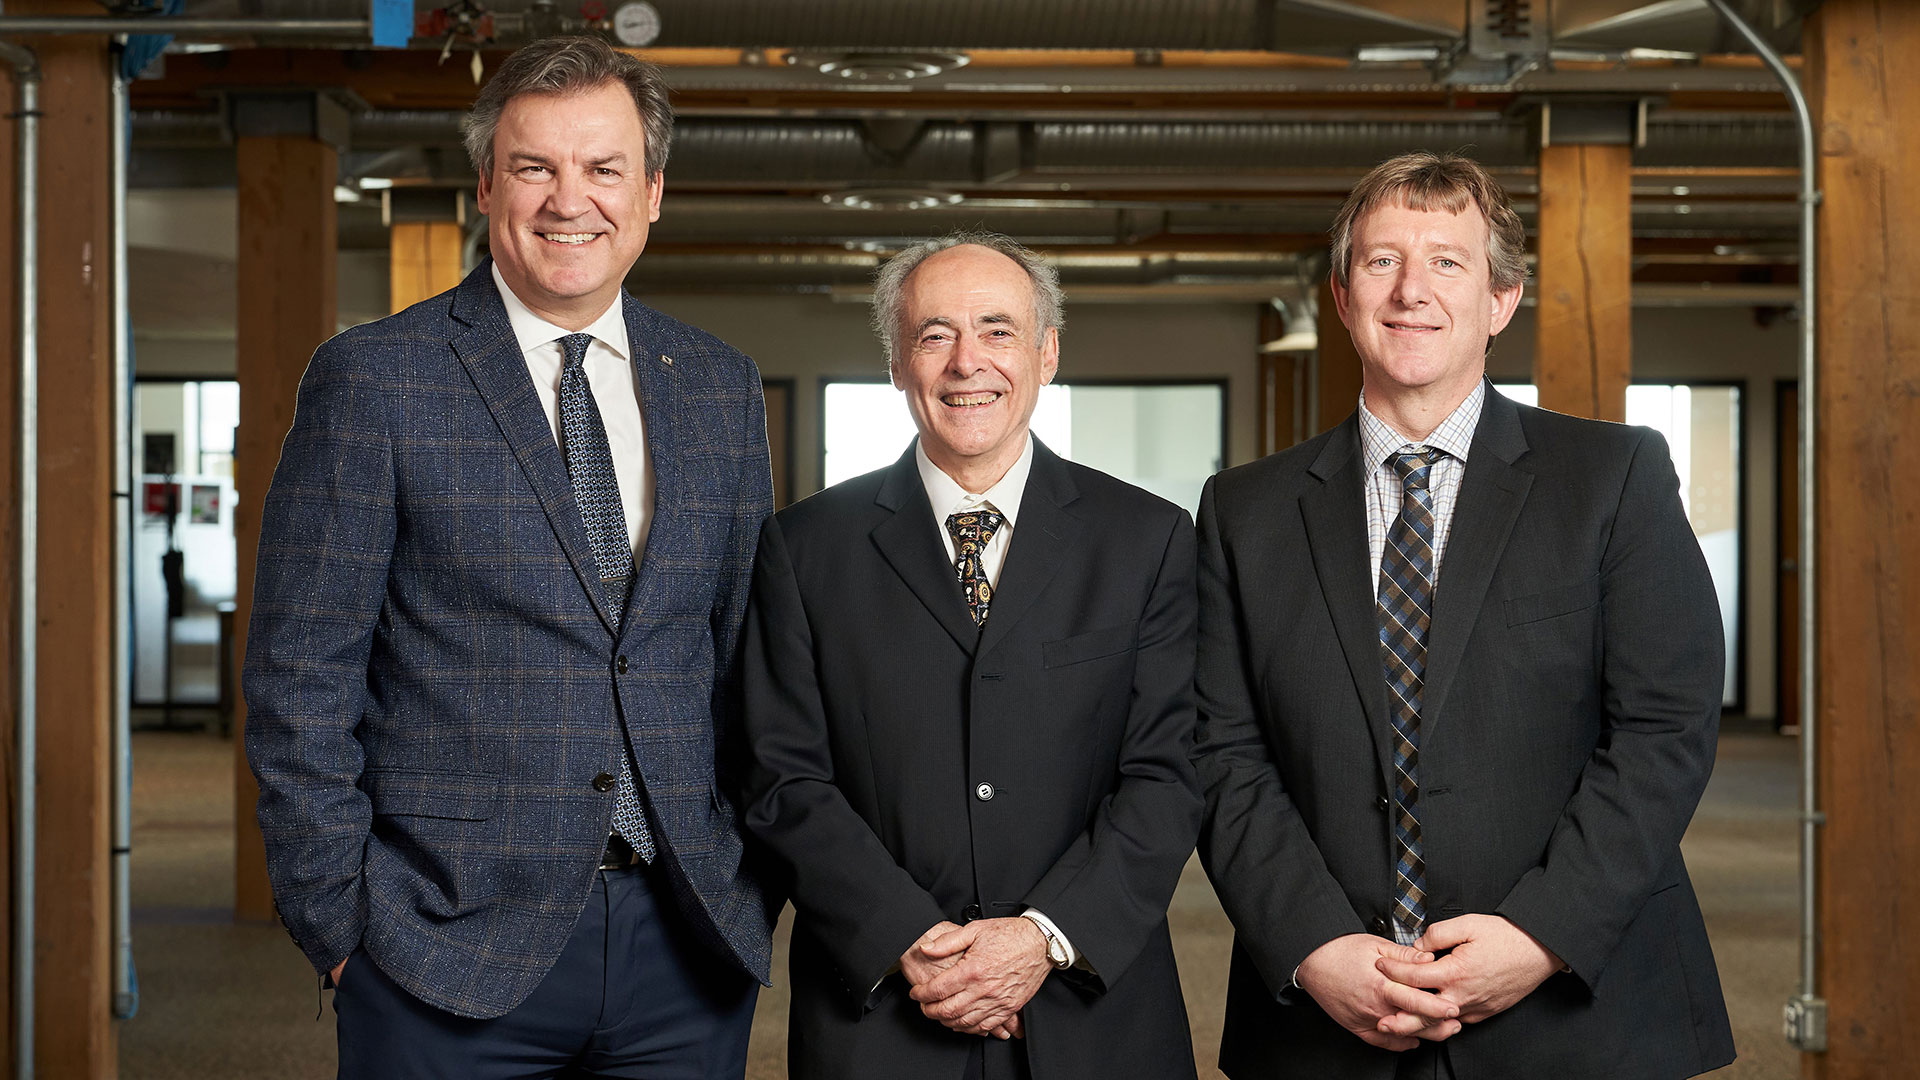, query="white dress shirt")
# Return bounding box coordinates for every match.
[492,264,654,562]
[913,434,1086,972]
[916,436,1033,588]
[1360,379,1484,591]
